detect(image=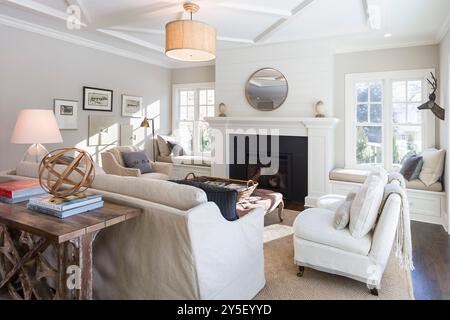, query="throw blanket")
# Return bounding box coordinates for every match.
[378,172,414,271]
